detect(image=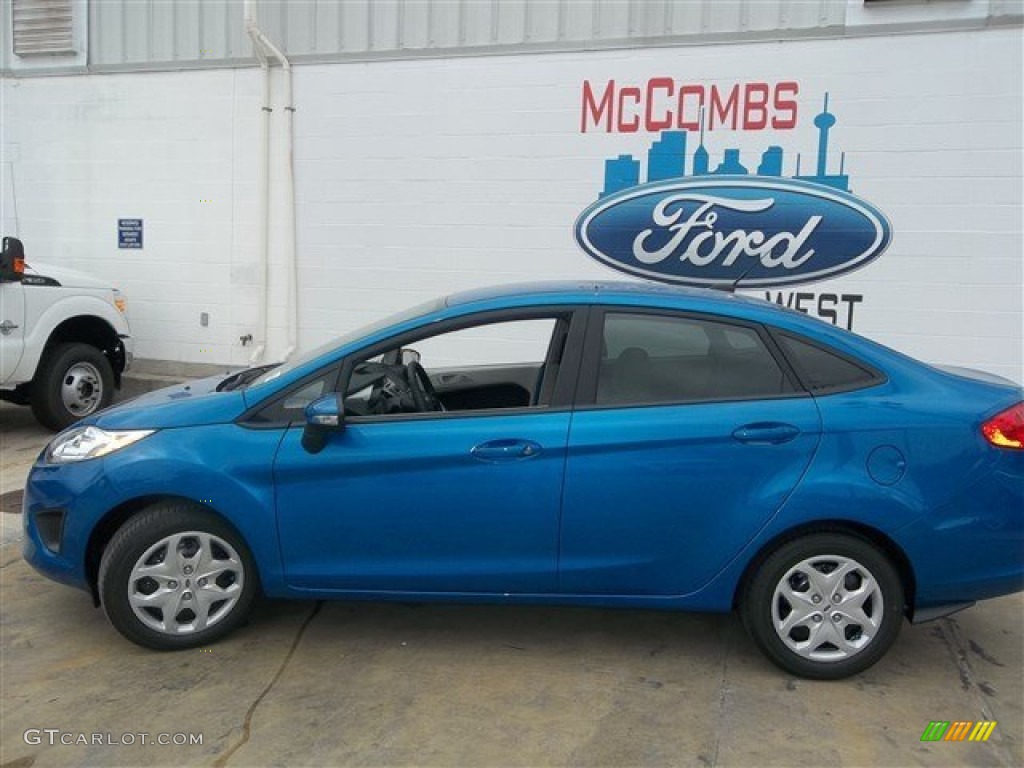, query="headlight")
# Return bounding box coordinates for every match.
[46,426,155,464]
